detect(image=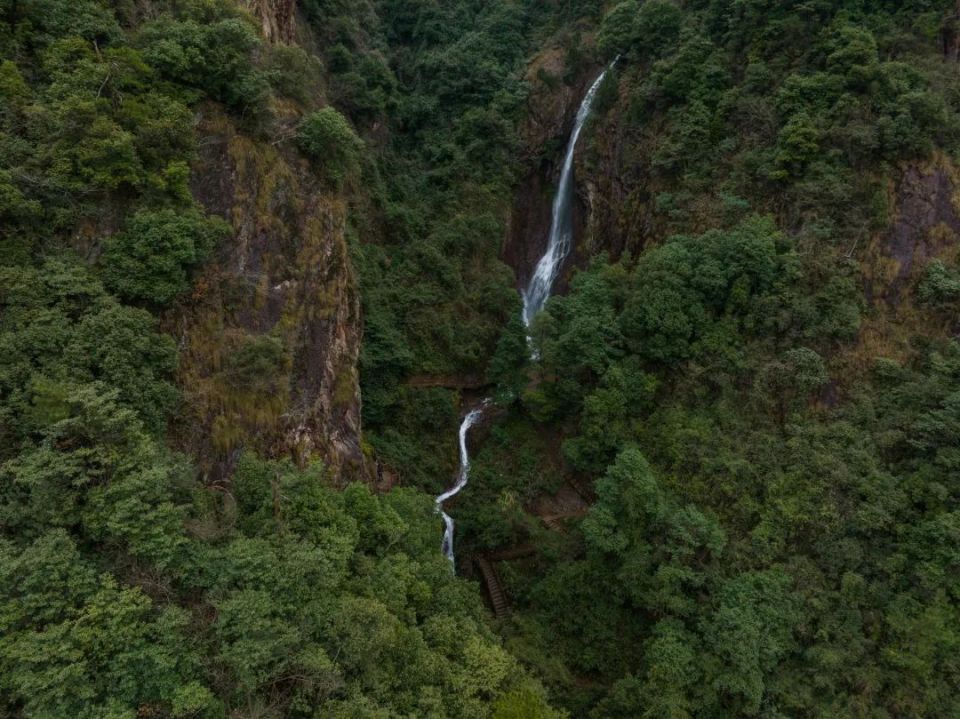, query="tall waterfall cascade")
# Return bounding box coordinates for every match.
[522,63,614,327]
[434,63,614,569]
